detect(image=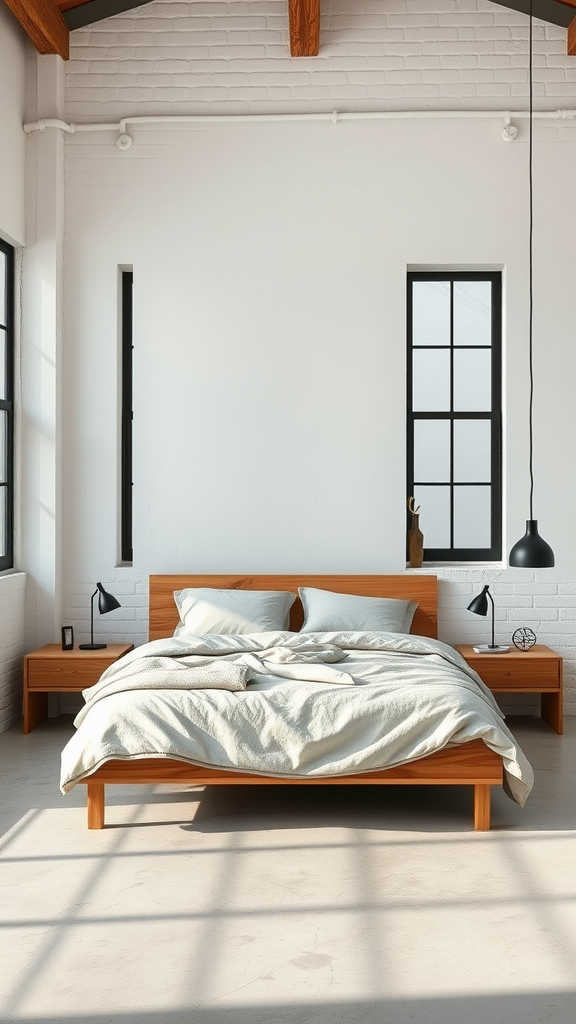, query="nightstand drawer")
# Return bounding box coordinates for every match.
[471,656,559,690]
[26,658,107,690]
